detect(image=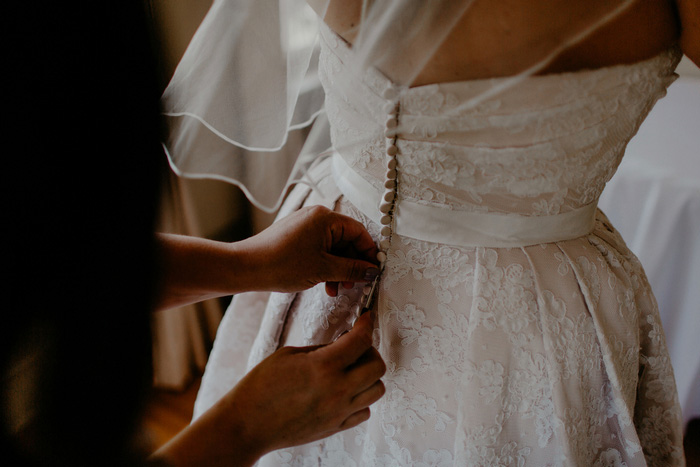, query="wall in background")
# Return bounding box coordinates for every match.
[677,55,700,78]
[149,0,250,241]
